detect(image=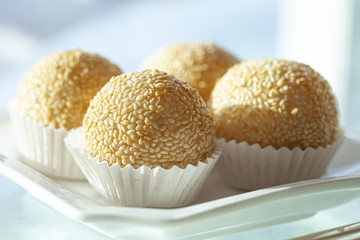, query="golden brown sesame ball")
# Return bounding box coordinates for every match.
[16,49,122,130]
[208,59,340,150]
[82,69,215,169]
[139,42,239,101]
